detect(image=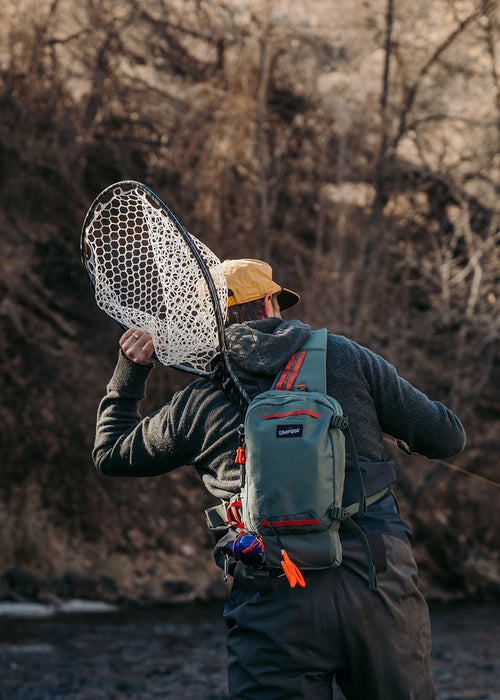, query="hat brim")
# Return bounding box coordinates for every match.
[277,288,300,311]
